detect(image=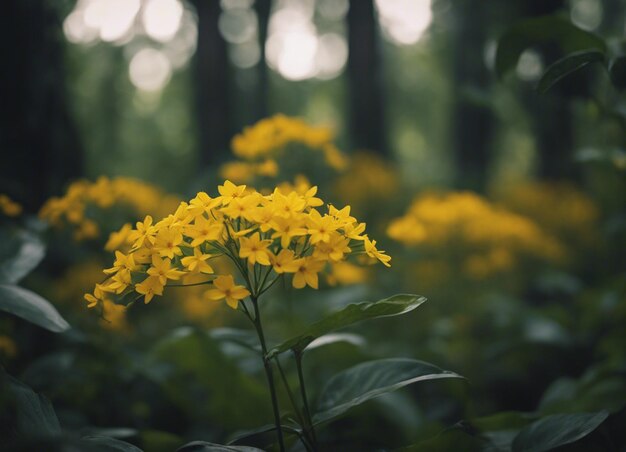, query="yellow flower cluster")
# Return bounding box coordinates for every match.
[39,176,181,241]
[86,181,390,310]
[496,182,599,245]
[221,115,349,184]
[387,191,563,279]
[0,194,22,217]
